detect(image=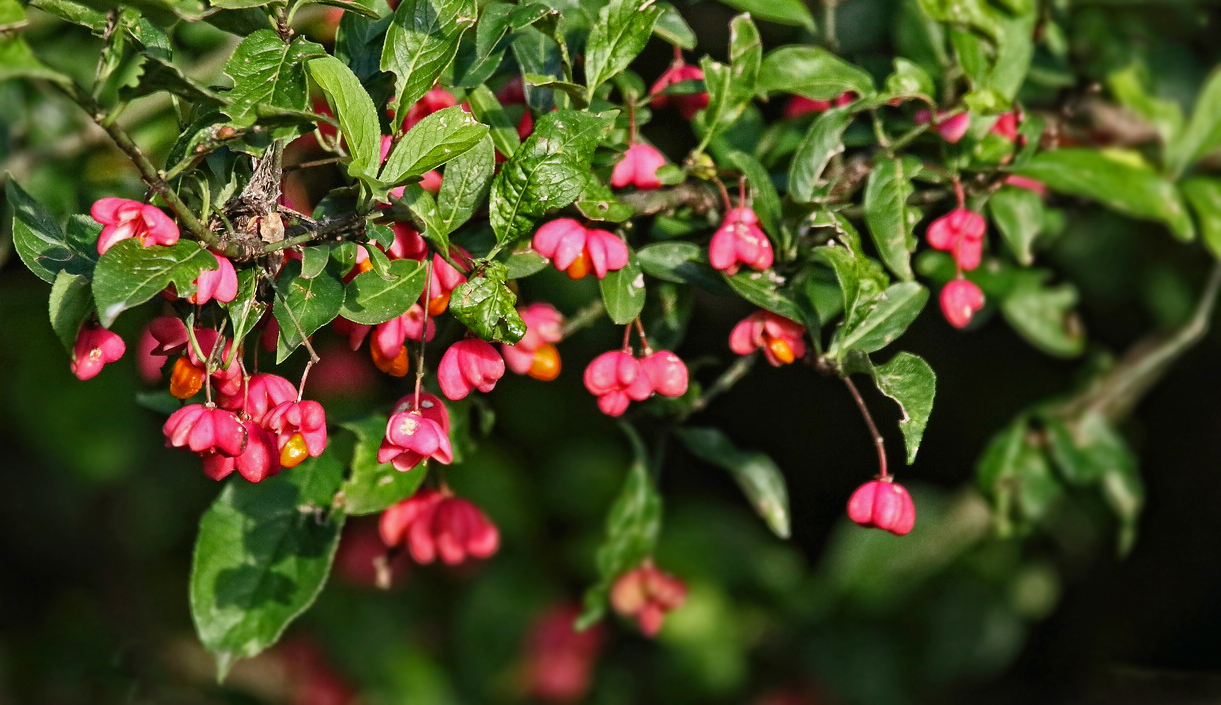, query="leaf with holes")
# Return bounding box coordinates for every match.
[448,261,526,343]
